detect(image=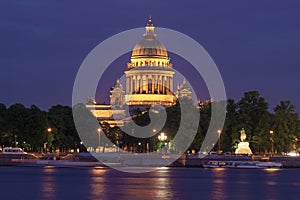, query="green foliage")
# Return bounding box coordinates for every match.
[0,91,299,154]
[273,101,300,153]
